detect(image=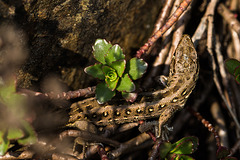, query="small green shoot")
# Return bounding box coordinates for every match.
[0,79,37,156]
[224,58,240,84]
[85,39,147,104]
[159,136,237,160]
[216,146,238,160]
